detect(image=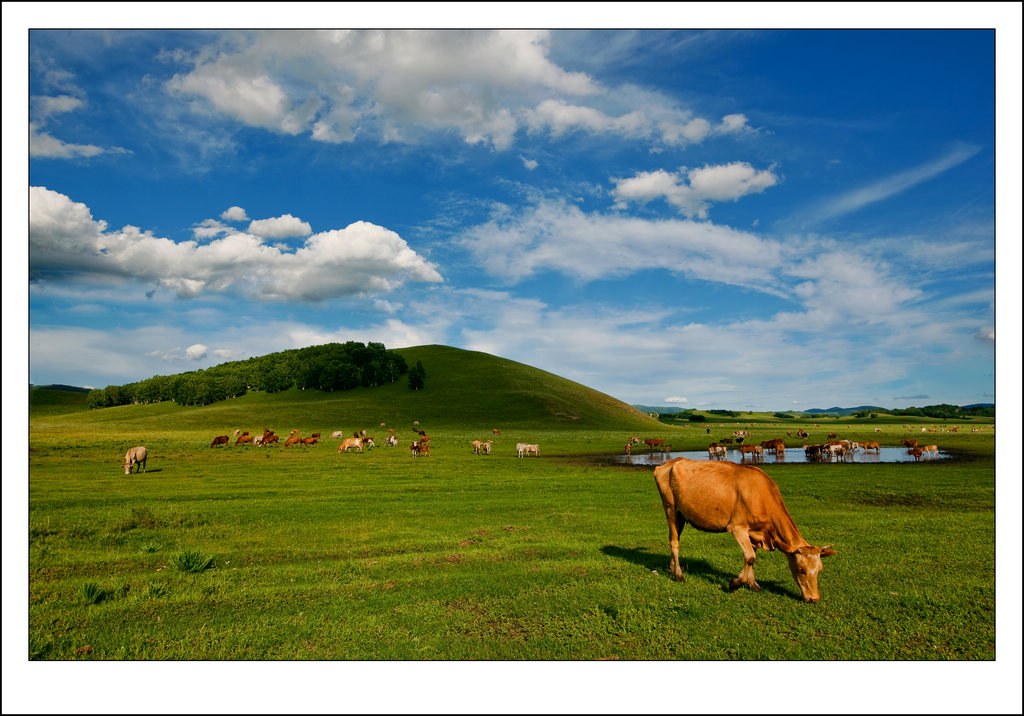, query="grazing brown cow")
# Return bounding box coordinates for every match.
[210,435,229,448]
[235,432,252,447]
[301,436,319,447]
[861,441,880,453]
[827,432,838,440]
[123,446,148,475]
[909,447,923,461]
[901,438,919,448]
[644,438,665,452]
[284,435,301,448]
[493,429,501,436]
[653,458,836,603]
[262,434,280,446]
[761,439,785,455]
[338,437,364,453]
